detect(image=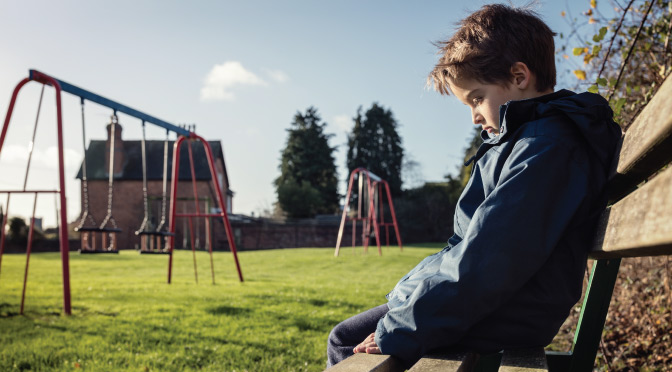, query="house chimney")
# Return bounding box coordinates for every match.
[105,115,124,176]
